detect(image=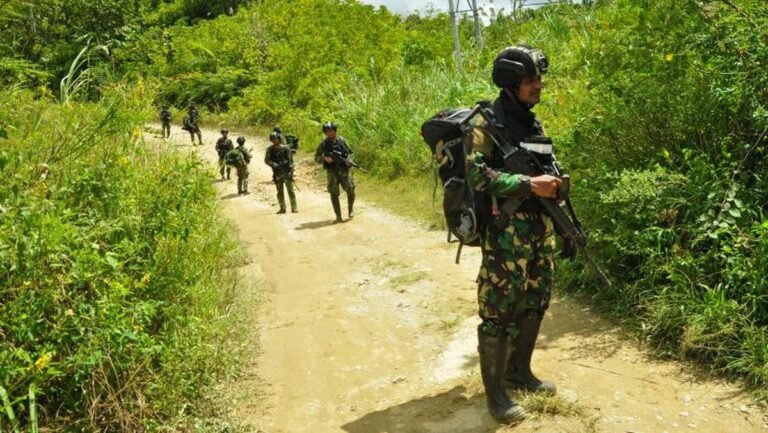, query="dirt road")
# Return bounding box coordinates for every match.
[162,127,767,433]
